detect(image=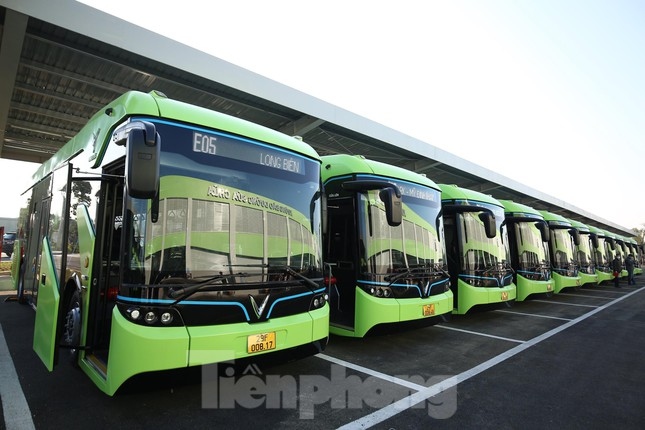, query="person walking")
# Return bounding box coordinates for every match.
[625,254,636,285]
[612,254,622,288]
